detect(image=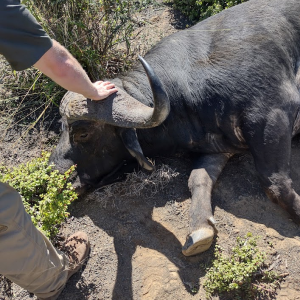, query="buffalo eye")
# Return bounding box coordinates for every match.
[80,133,89,139]
[73,132,90,143]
